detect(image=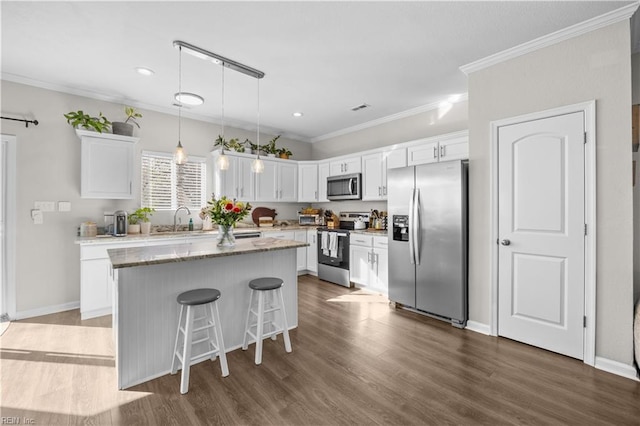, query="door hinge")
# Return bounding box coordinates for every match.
[584,224,587,236]
[583,316,587,328]
[584,132,587,144]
